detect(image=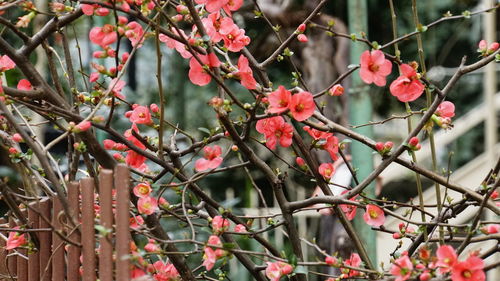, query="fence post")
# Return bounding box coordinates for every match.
[38,198,52,281]
[28,203,40,281]
[51,195,65,281]
[81,178,96,281]
[99,170,114,281]
[115,164,131,281]
[67,181,81,281]
[7,217,17,280]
